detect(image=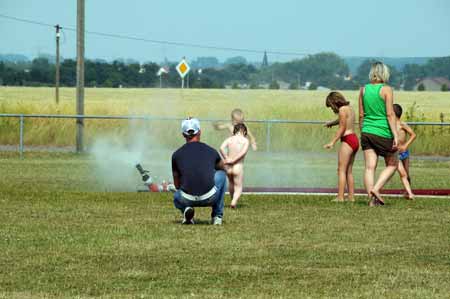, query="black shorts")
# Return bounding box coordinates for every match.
[361,132,397,158]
